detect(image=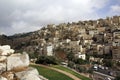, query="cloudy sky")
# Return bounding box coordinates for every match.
[0,0,120,35]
